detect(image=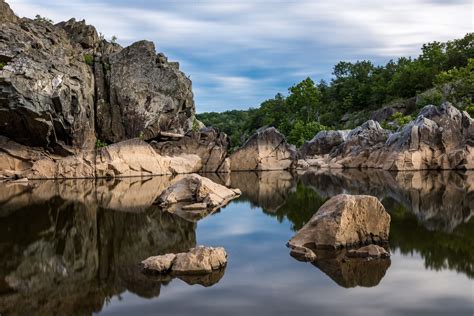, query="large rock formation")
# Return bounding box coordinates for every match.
[328,120,390,168]
[0,3,96,149]
[296,103,473,171]
[152,127,230,173]
[288,194,391,259]
[371,103,474,170]
[96,41,195,143]
[0,137,203,179]
[0,1,195,152]
[229,127,296,171]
